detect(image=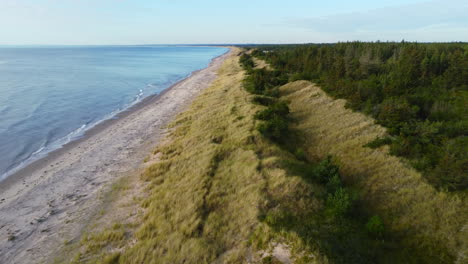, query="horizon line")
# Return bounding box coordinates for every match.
[0,41,467,47]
